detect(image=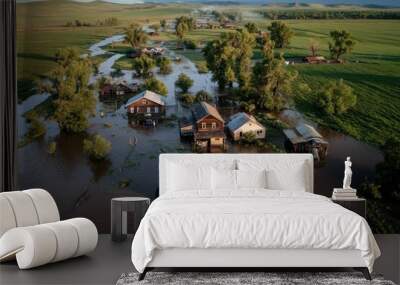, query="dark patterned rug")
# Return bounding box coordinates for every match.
[116,272,396,285]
